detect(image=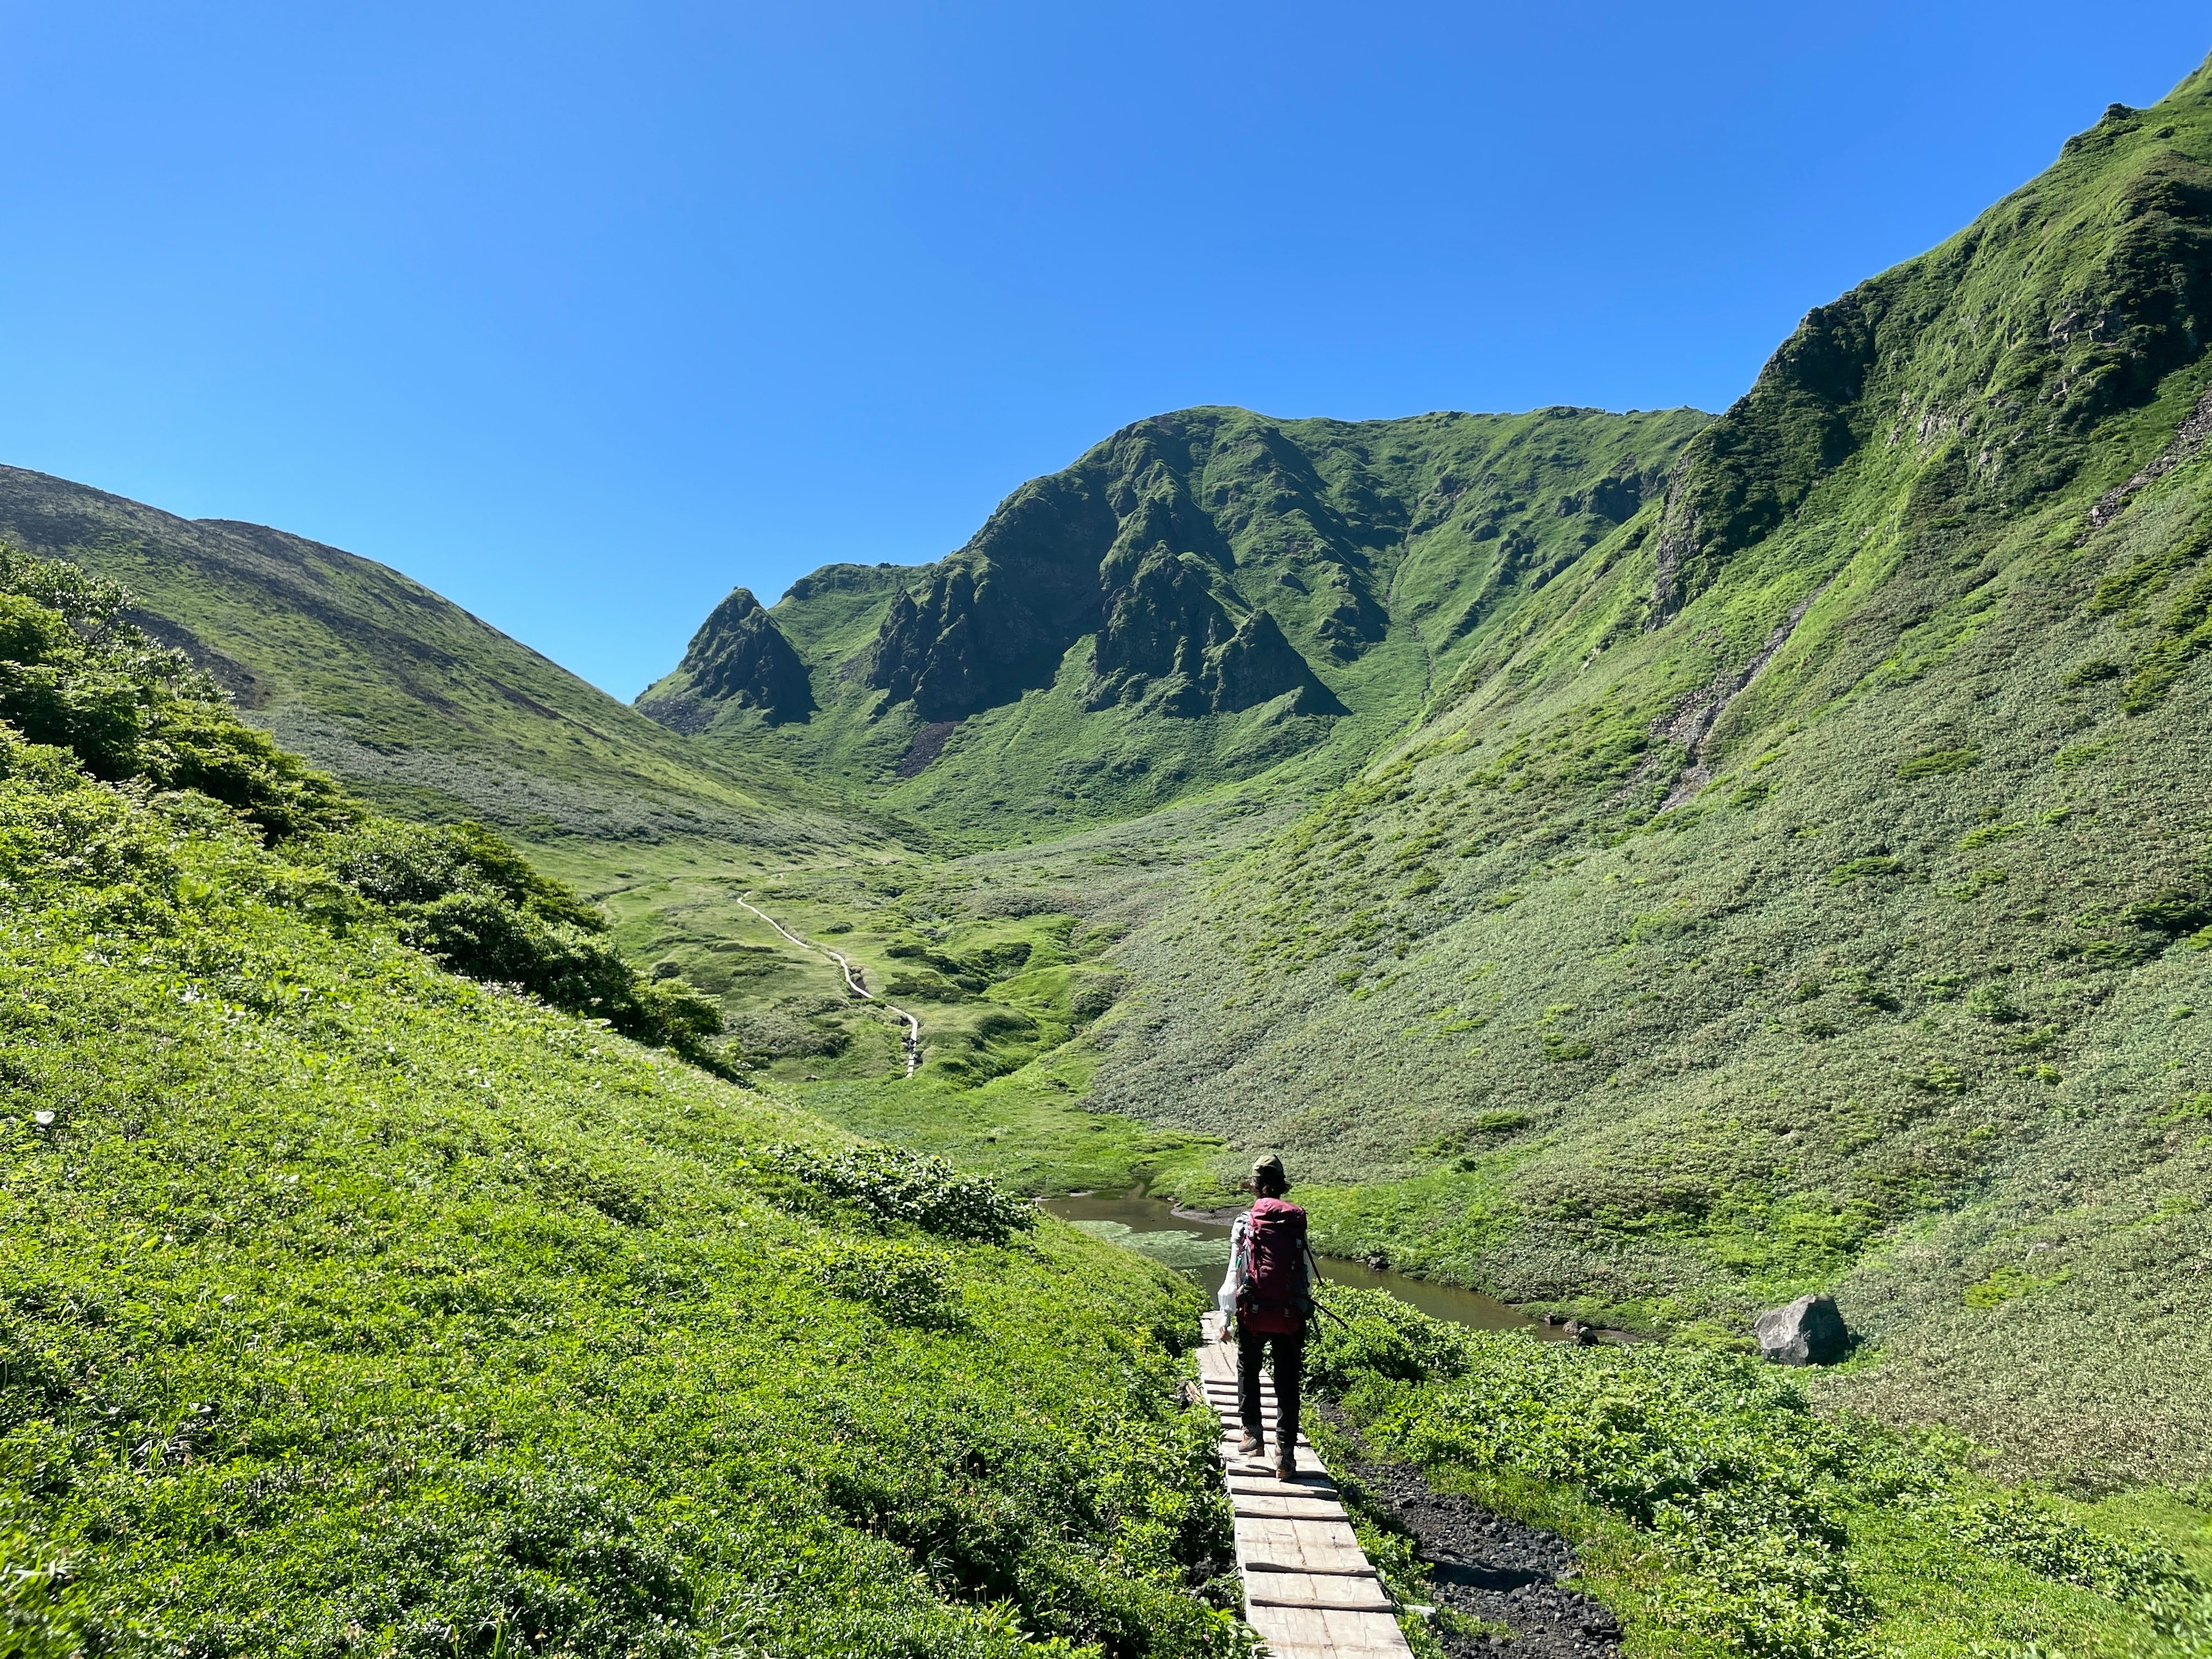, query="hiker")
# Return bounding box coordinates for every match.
[1218,1153,1313,1482]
